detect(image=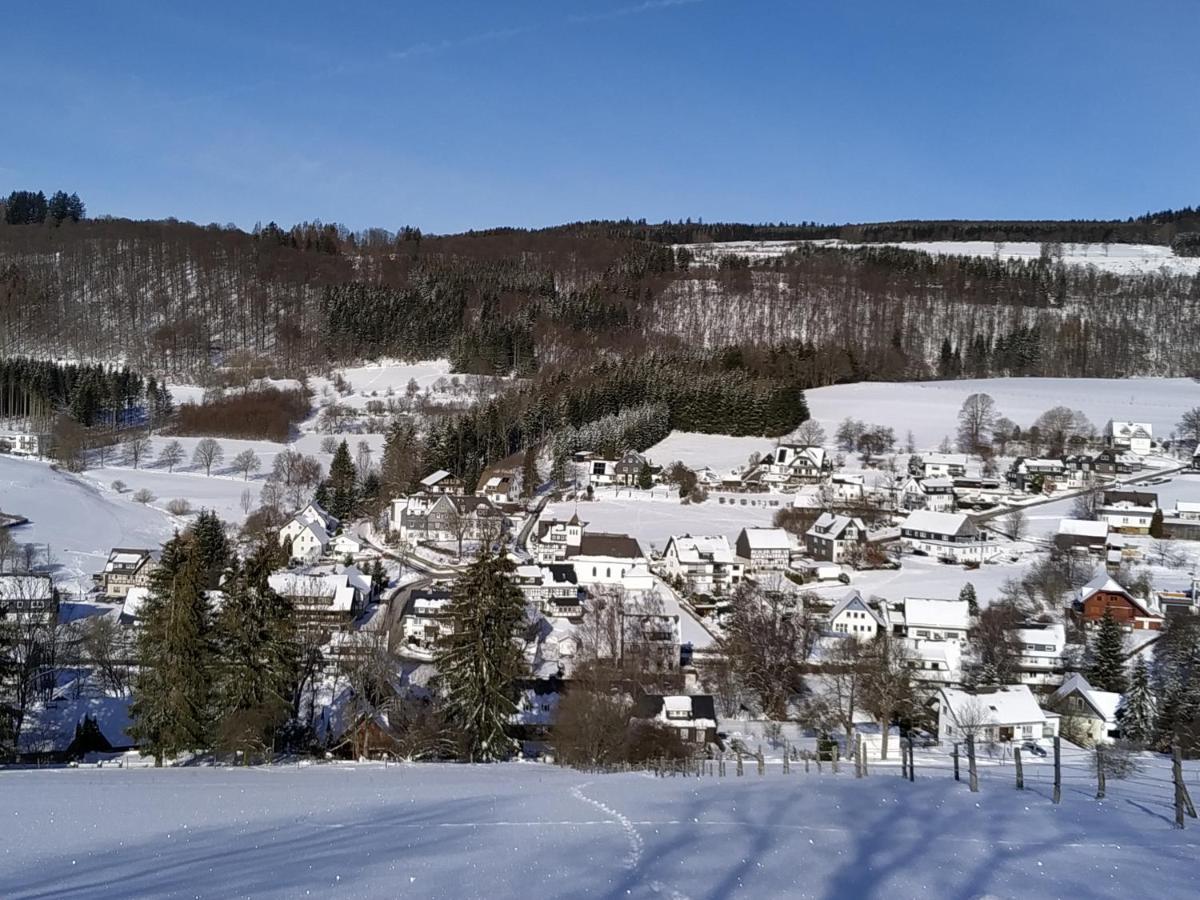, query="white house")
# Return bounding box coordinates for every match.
[829,473,865,503]
[899,511,996,564]
[890,596,970,642]
[921,453,969,478]
[0,429,48,457]
[419,469,464,495]
[1173,501,1200,522]
[0,574,58,624]
[1105,420,1153,456]
[1050,673,1121,746]
[279,502,339,563]
[584,458,618,487]
[897,475,956,512]
[1008,622,1068,688]
[827,589,886,639]
[1096,490,1158,533]
[804,513,867,564]
[514,563,585,619]
[571,533,648,586]
[660,535,744,596]
[763,444,830,486]
[904,639,963,685]
[934,684,1058,745]
[398,586,454,651]
[734,527,792,572]
[530,514,586,563]
[1054,518,1110,554]
[477,474,518,505]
